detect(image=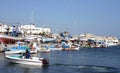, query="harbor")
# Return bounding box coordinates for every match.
[0,23,119,73]
[0,23,119,52]
[0,0,120,73]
